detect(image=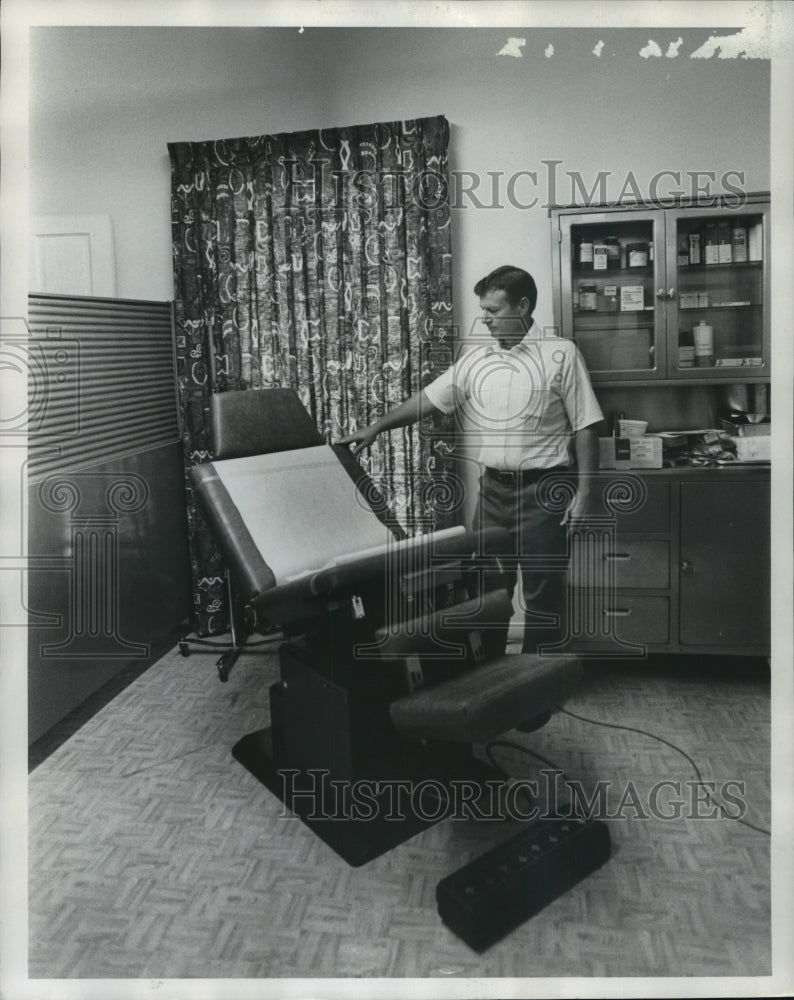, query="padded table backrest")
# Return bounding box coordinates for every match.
[208,445,394,584]
[211,388,323,459]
